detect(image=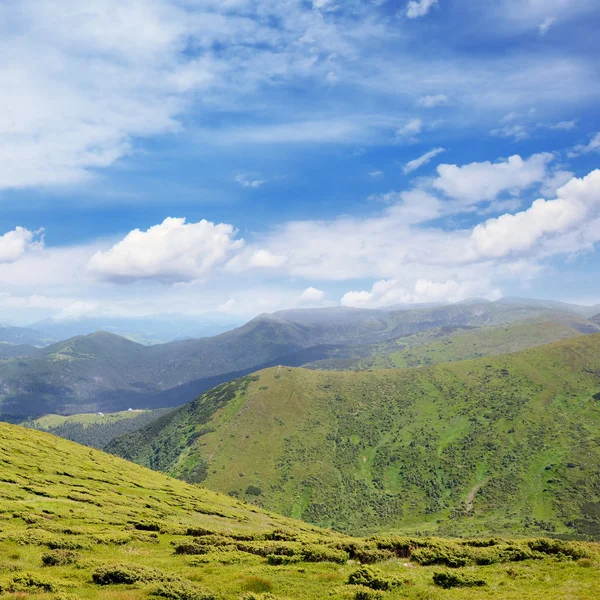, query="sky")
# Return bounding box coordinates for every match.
[1,0,600,325]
